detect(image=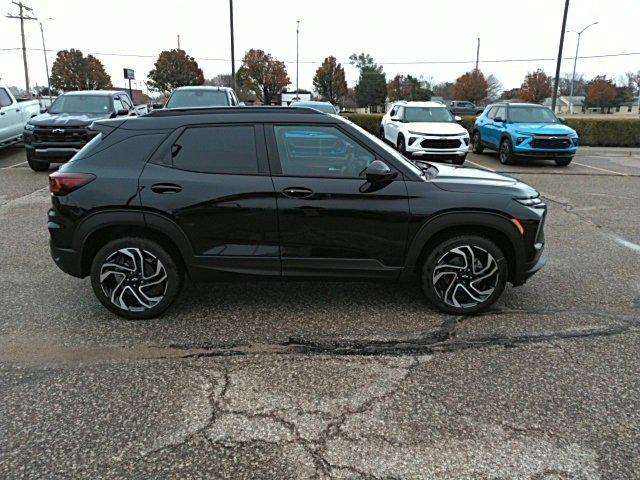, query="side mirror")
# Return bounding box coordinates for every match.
[455,115,462,122]
[152,103,164,110]
[363,160,397,184]
[558,116,566,124]
[493,117,505,123]
[390,116,401,122]
[40,107,48,114]
[116,109,129,116]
